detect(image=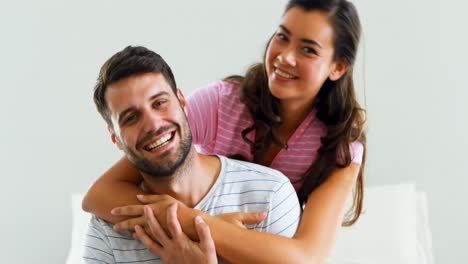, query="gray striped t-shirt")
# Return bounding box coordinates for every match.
[84,155,301,263]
